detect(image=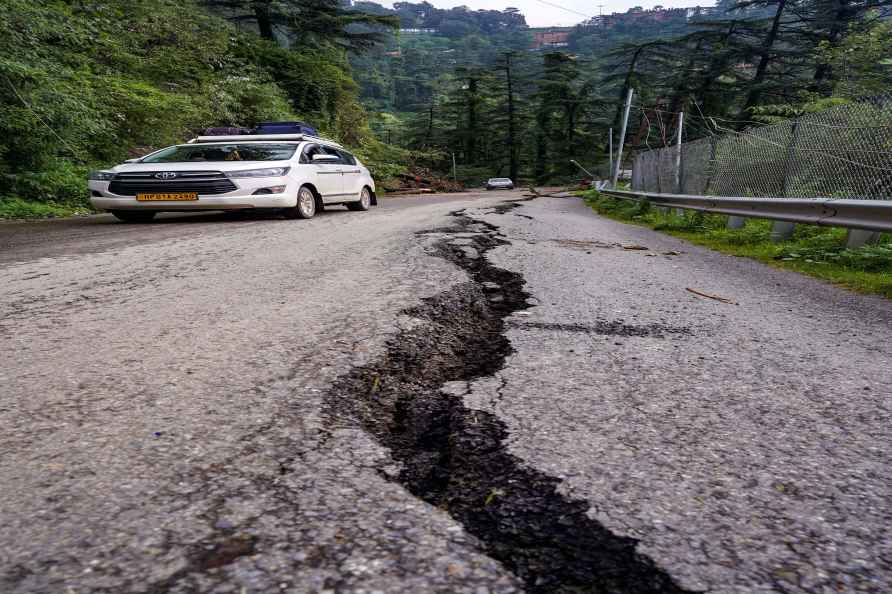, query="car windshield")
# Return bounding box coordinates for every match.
[141,144,297,163]
[490,178,511,182]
